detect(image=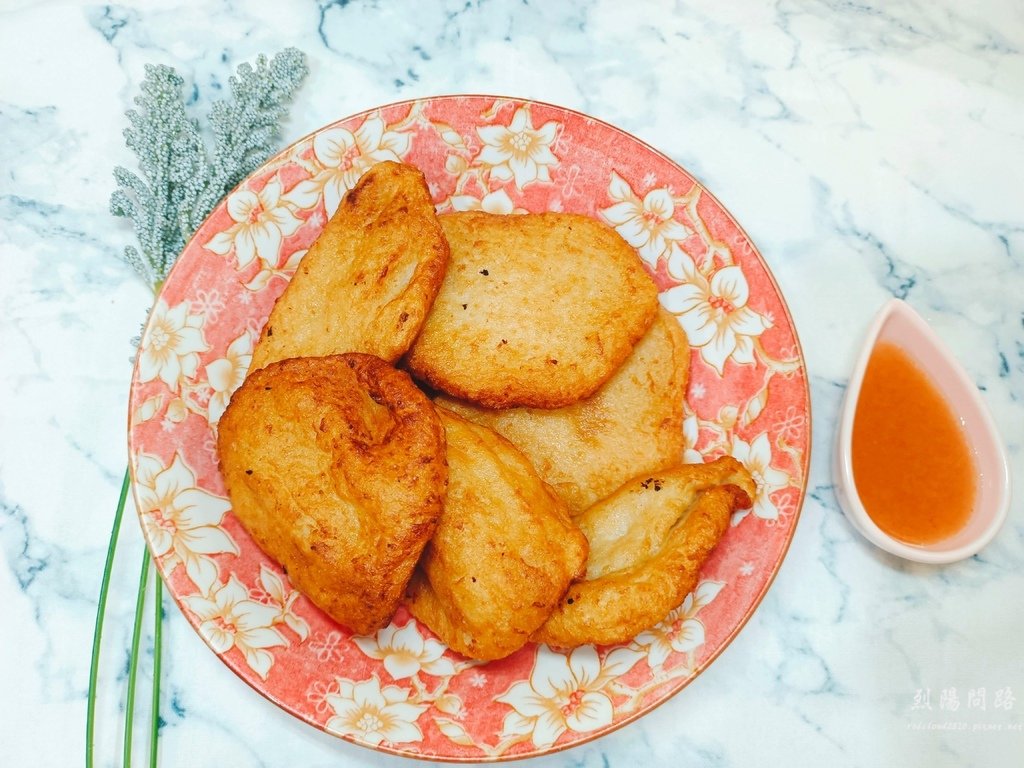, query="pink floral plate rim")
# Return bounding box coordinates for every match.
[127,94,811,761]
